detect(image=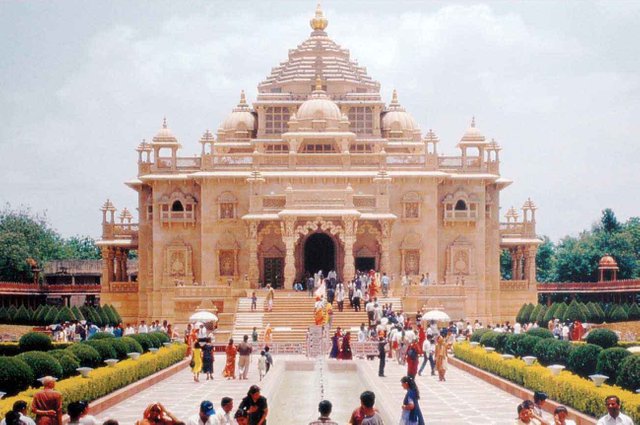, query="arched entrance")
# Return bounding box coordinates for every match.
[304,233,335,276]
